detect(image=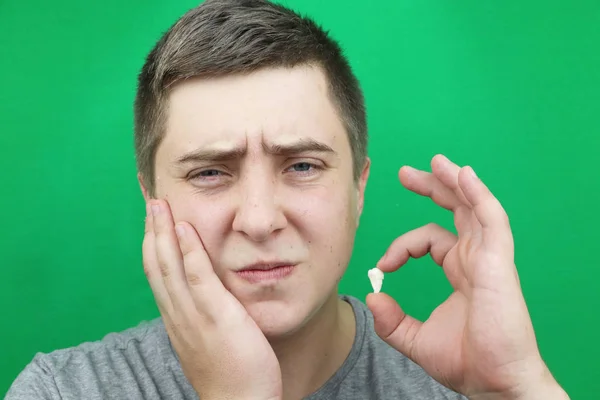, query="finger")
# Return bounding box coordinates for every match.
[151,200,196,310]
[399,166,463,211]
[458,166,514,251]
[142,202,173,314]
[366,293,422,361]
[174,220,228,316]
[399,165,473,235]
[430,154,473,208]
[432,154,484,234]
[377,223,457,273]
[452,204,474,236]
